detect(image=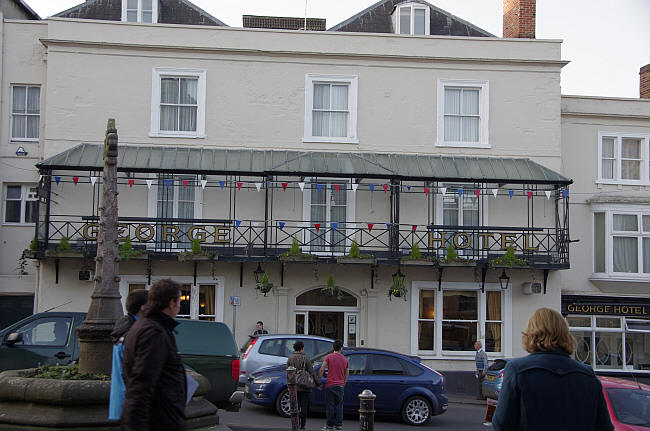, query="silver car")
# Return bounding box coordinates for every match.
[238,334,333,386]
